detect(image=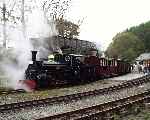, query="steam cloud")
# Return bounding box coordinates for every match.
[0,9,58,90]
